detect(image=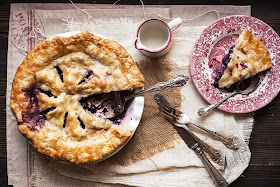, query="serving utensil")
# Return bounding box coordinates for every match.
[111,74,189,117]
[198,76,260,117]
